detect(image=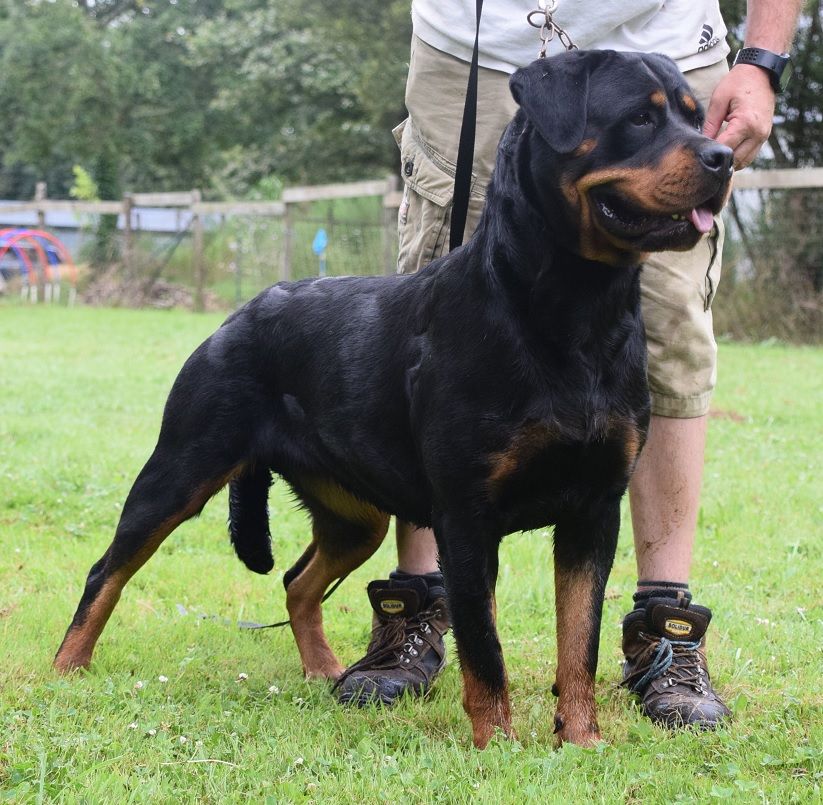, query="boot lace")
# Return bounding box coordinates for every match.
[332,606,444,690]
[626,633,708,695]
